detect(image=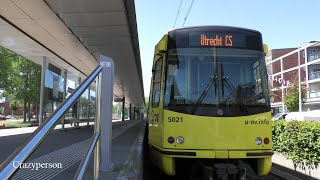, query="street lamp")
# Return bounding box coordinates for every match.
[298,40,319,112]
